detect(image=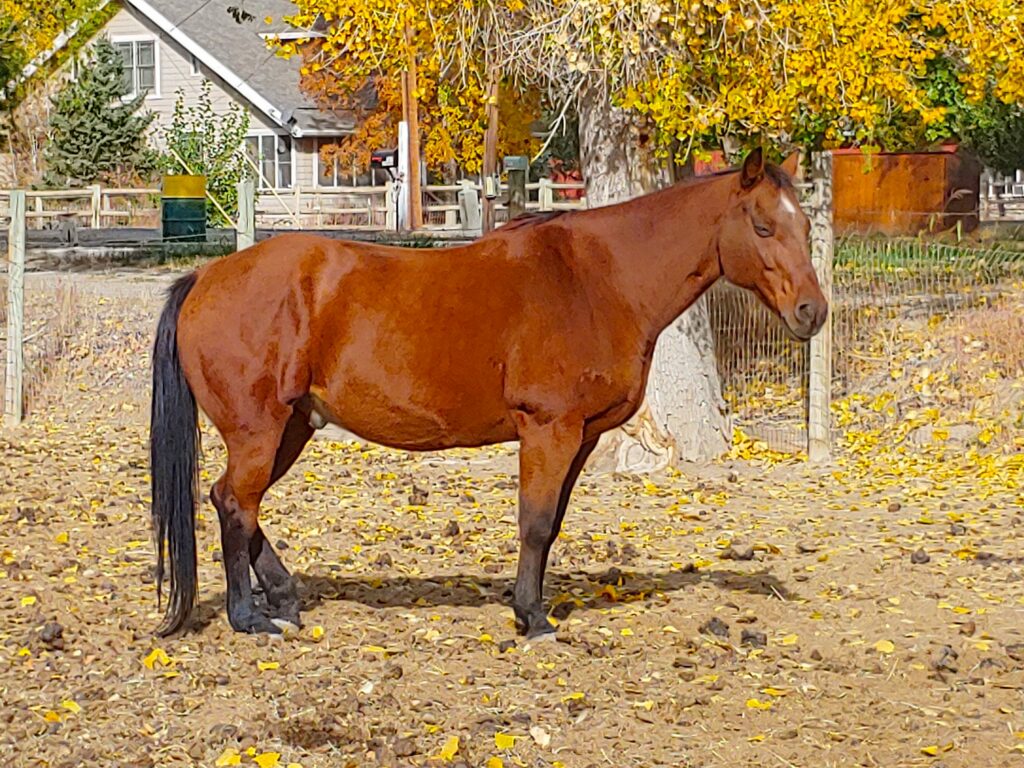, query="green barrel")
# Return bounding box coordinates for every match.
[162,175,207,242]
